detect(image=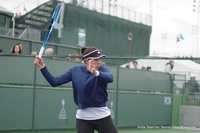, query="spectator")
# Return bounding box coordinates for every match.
[187,74,200,93]
[0,49,3,53]
[132,60,138,69]
[45,48,53,55]
[164,60,174,74]
[146,66,152,71]
[68,53,82,62]
[125,63,130,68]
[34,47,118,133]
[141,66,146,70]
[31,51,37,55]
[10,43,22,54]
[184,74,200,105]
[18,43,23,52]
